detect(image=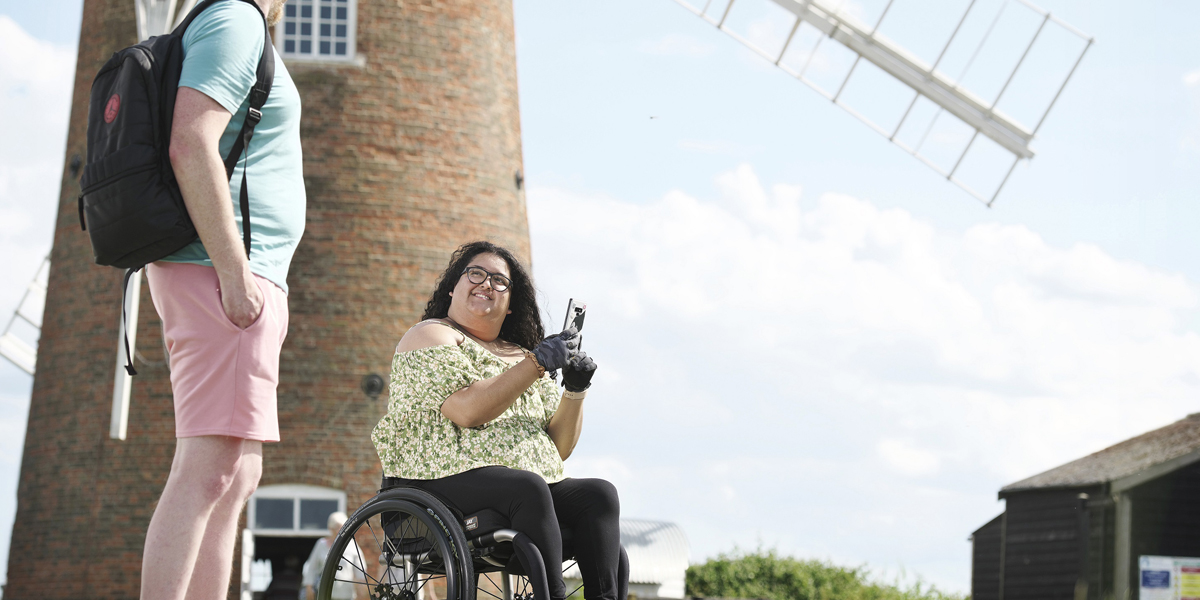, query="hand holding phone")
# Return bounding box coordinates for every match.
[562,352,596,392]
